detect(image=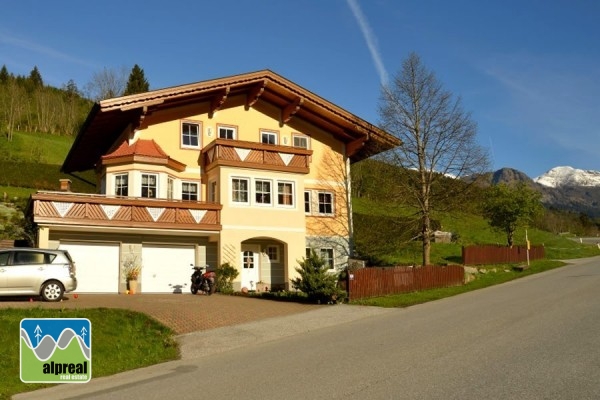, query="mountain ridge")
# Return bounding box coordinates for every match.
[491,166,600,217]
